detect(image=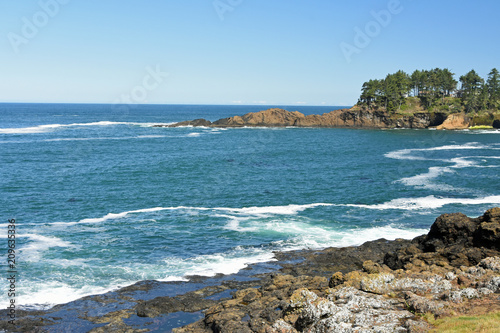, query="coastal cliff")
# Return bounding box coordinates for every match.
[2,208,500,332]
[162,108,450,129]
